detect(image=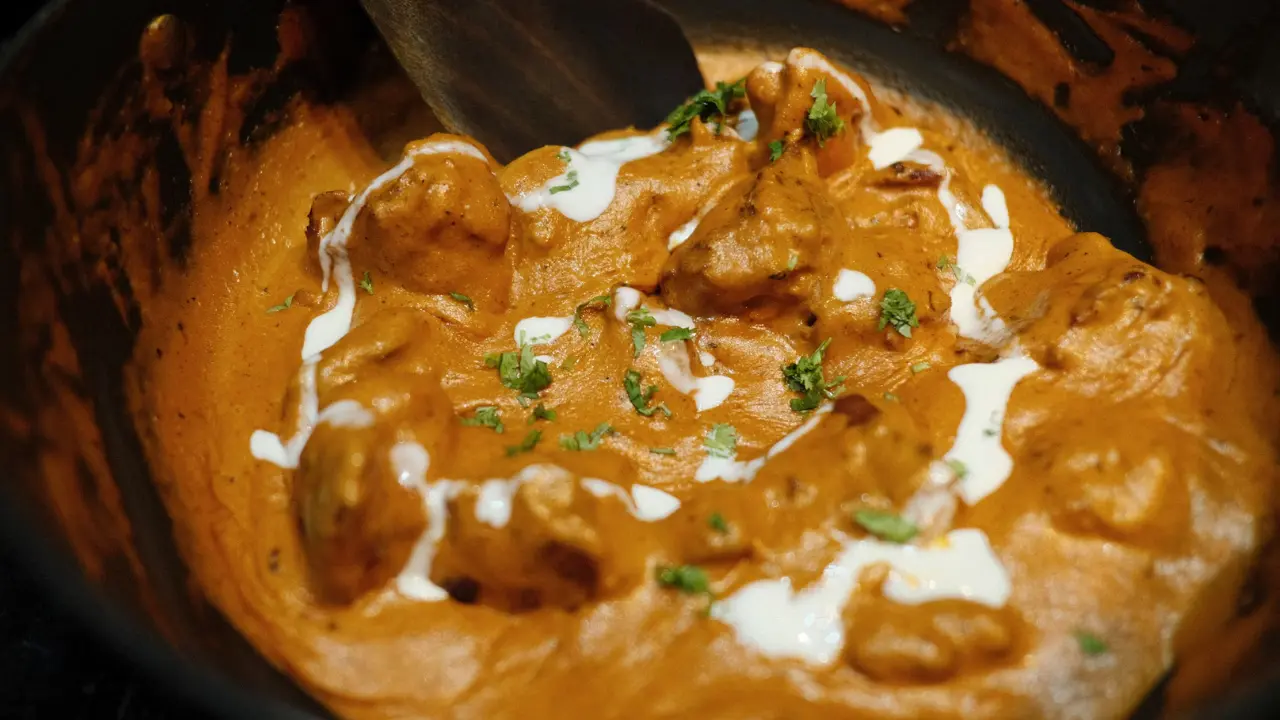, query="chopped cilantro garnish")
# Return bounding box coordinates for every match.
[656,564,711,595]
[704,423,738,458]
[910,361,931,374]
[937,255,976,286]
[946,459,969,479]
[805,79,846,146]
[854,508,919,544]
[560,356,578,371]
[626,307,657,358]
[359,271,374,295]
[650,447,677,456]
[572,293,613,338]
[557,148,571,162]
[449,292,475,311]
[768,139,785,162]
[708,512,730,534]
[665,79,746,140]
[624,369,672,418]
[659,327,695,343]
[505,429,542,457]
[1075,631,1109,656]
[983,427,999,437]
[461,406,504,433]
[782,338,845,412]
[549,169,580,195]
[266,294,295,314]
[559,422,615,451]
[879,288,919,338]
[528,403,557,424]
[486,345,553,396]
[883,392,899,402]
[786,251,799,272]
